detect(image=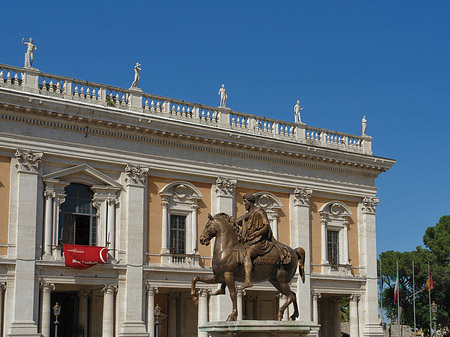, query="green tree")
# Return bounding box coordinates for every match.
[379,215,450,335]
